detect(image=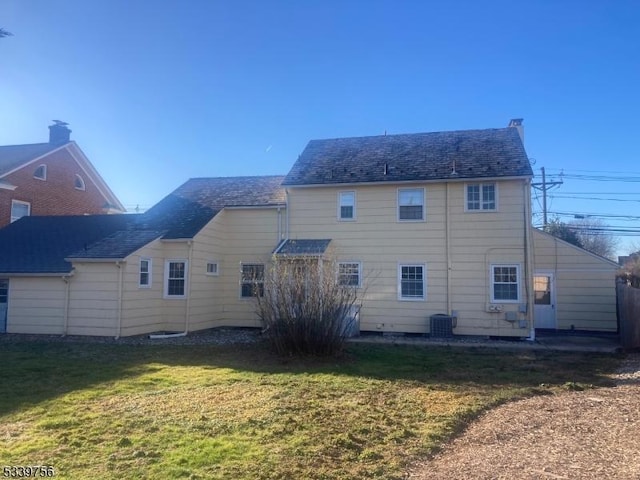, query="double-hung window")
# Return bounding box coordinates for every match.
[10,200,30,223]
[466,183,496,211]
[241,264,265,298]
[338,262,361,287]
[338,191,356,220]
[398,188,425,221]
[491,265,520,302]
[398,264,426,300]
[164,260,188,298]
[139,258,151,288]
